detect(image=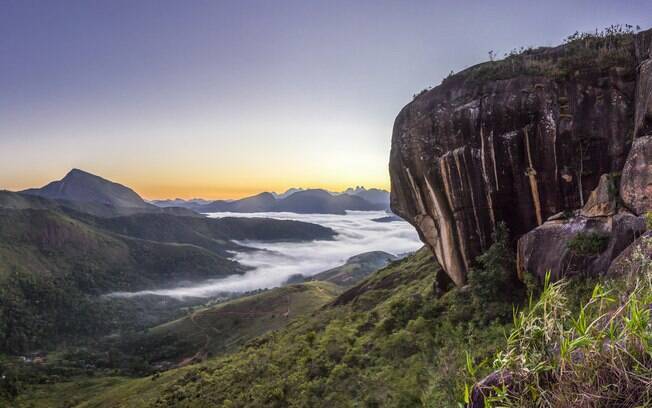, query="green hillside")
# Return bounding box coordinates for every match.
[116,281,342,367]
[0,191,336,354]
[309,251,398,287]
[87,213,335,254]
[7,225,640,407]
[0,208,242,353]
[12,240,526,407]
